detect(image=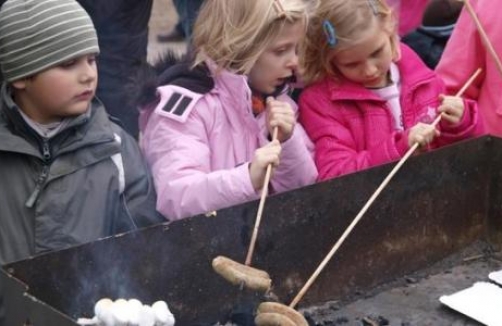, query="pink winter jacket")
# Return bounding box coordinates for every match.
[299,44,482,181]
[140,64,318,220]
[436,0,502,137]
